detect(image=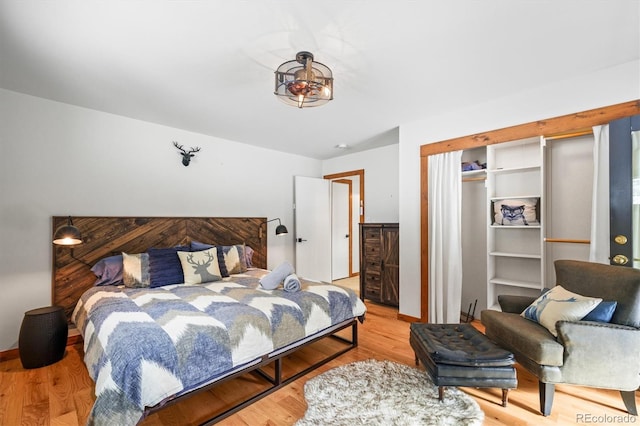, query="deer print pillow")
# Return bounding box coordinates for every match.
[177,247,223,284]
[521,285,601,336]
